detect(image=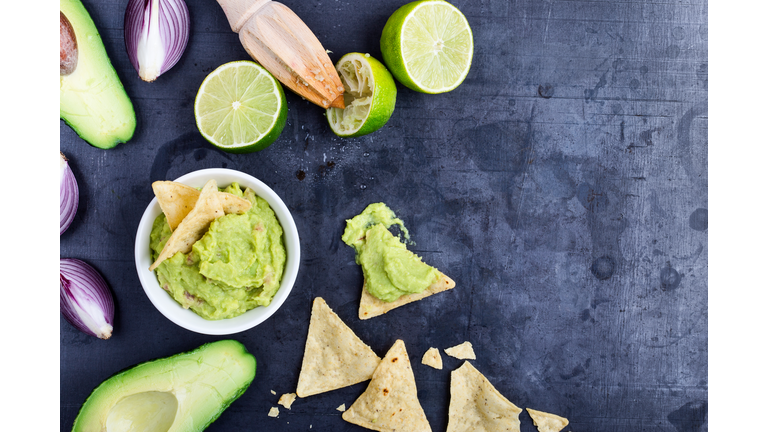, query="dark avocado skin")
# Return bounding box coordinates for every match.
[60,0,136,149]
[71,340,257,432]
